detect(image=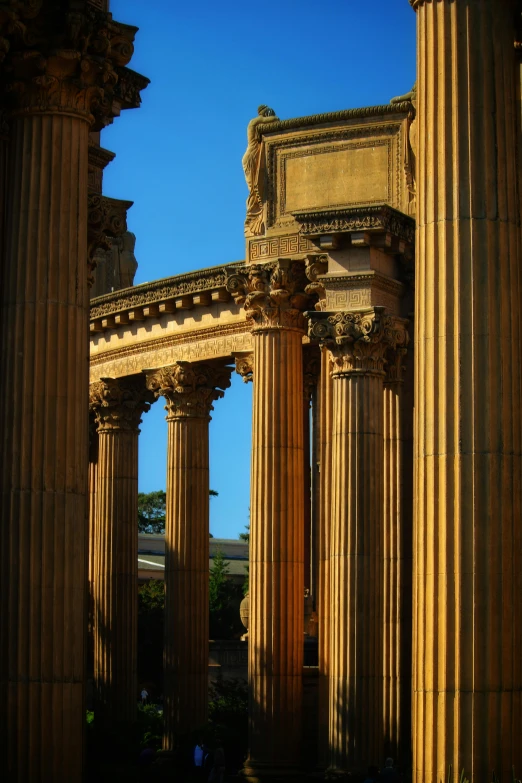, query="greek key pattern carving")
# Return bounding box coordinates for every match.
[249,234,313,262]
